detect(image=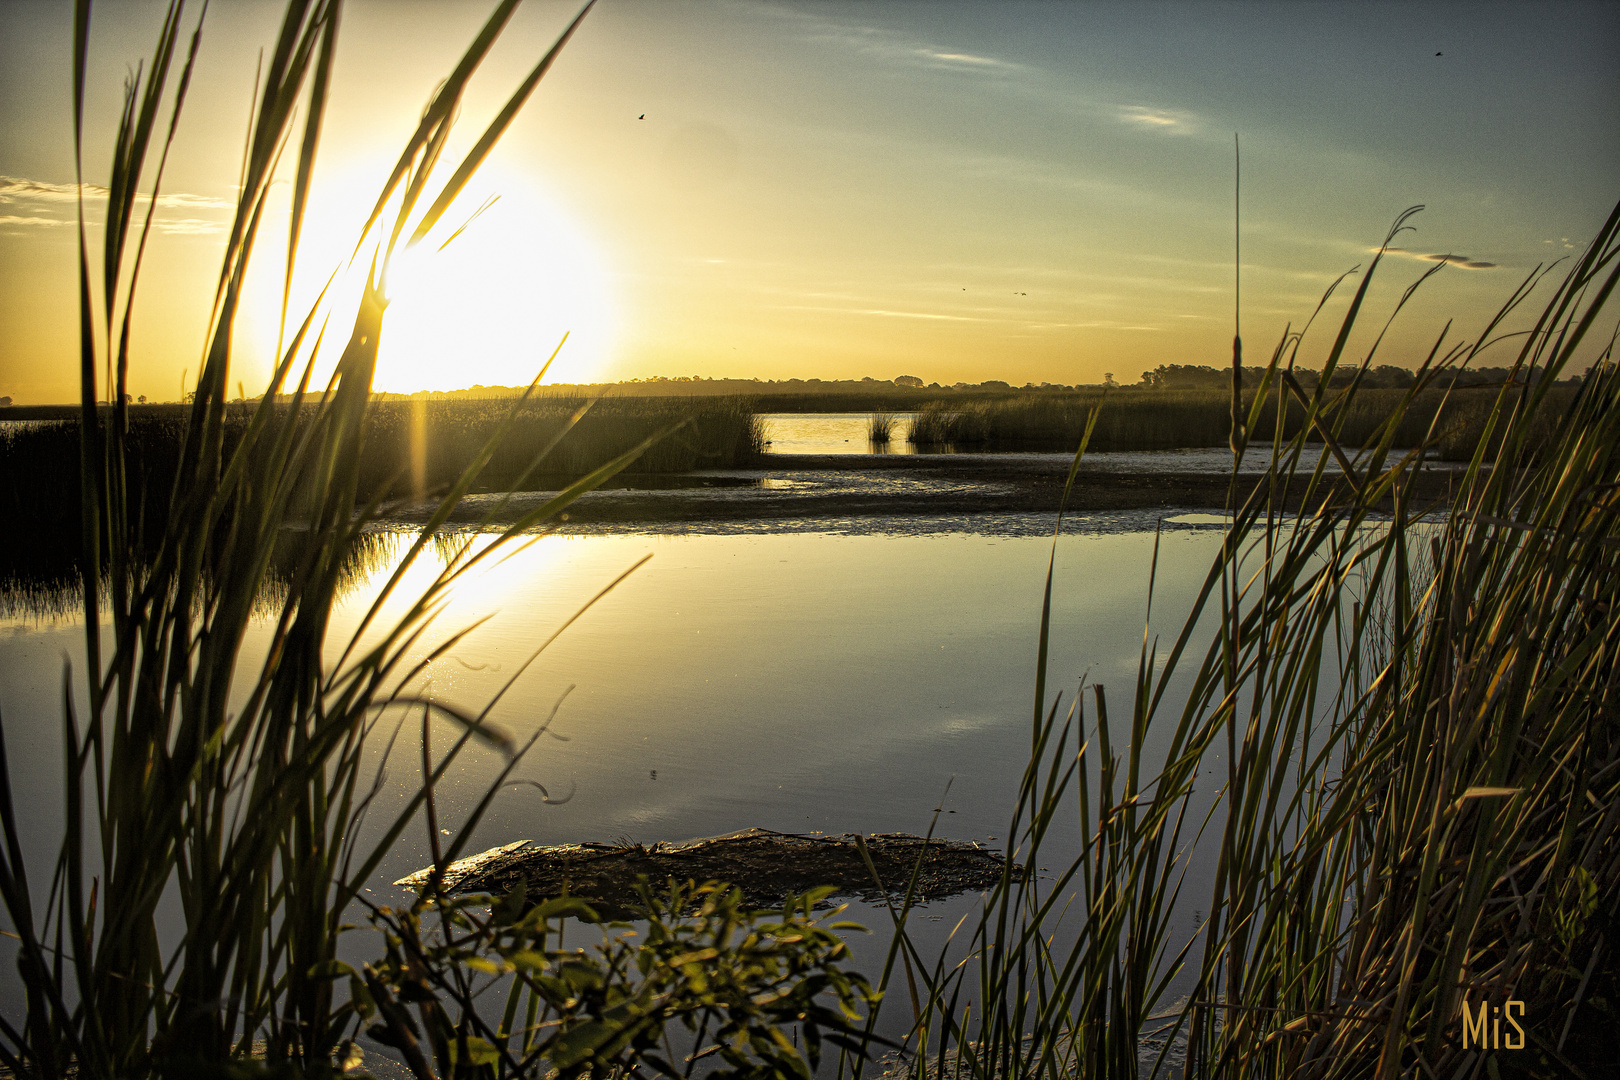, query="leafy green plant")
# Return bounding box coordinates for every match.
[352,879,879,1080]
